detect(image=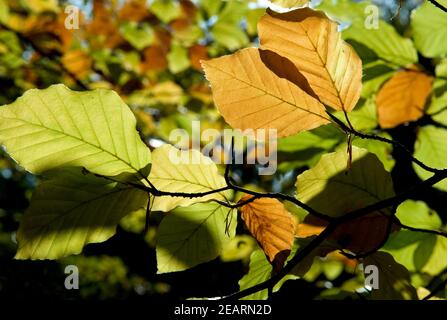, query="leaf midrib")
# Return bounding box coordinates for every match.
[206,64,330,121]
[0,115,146,178]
